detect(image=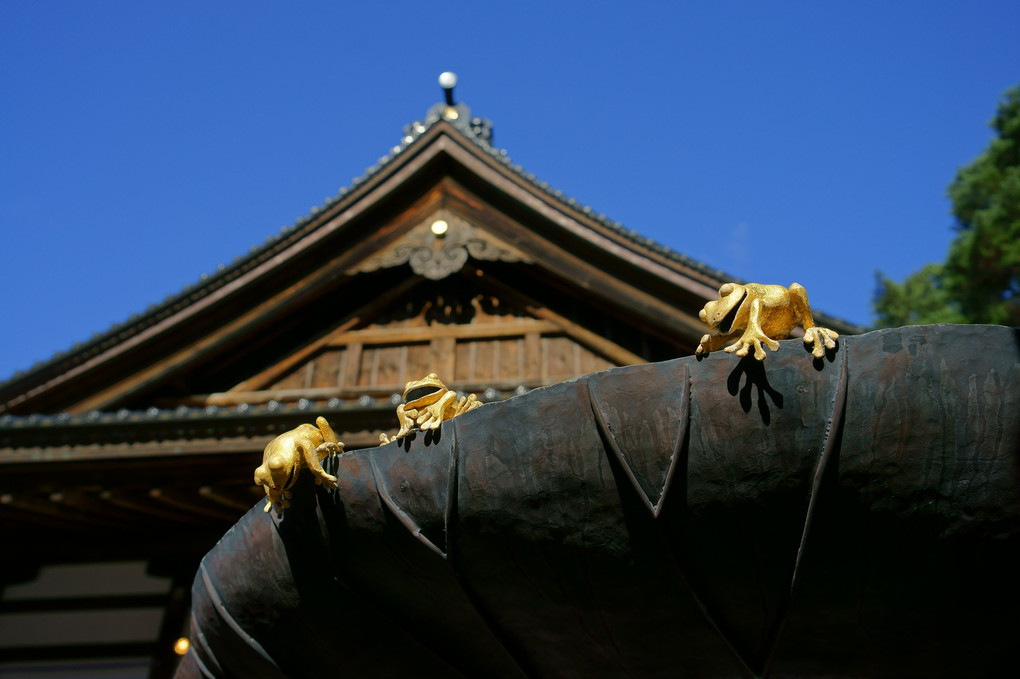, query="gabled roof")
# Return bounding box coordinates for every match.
[0,94,863,418]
